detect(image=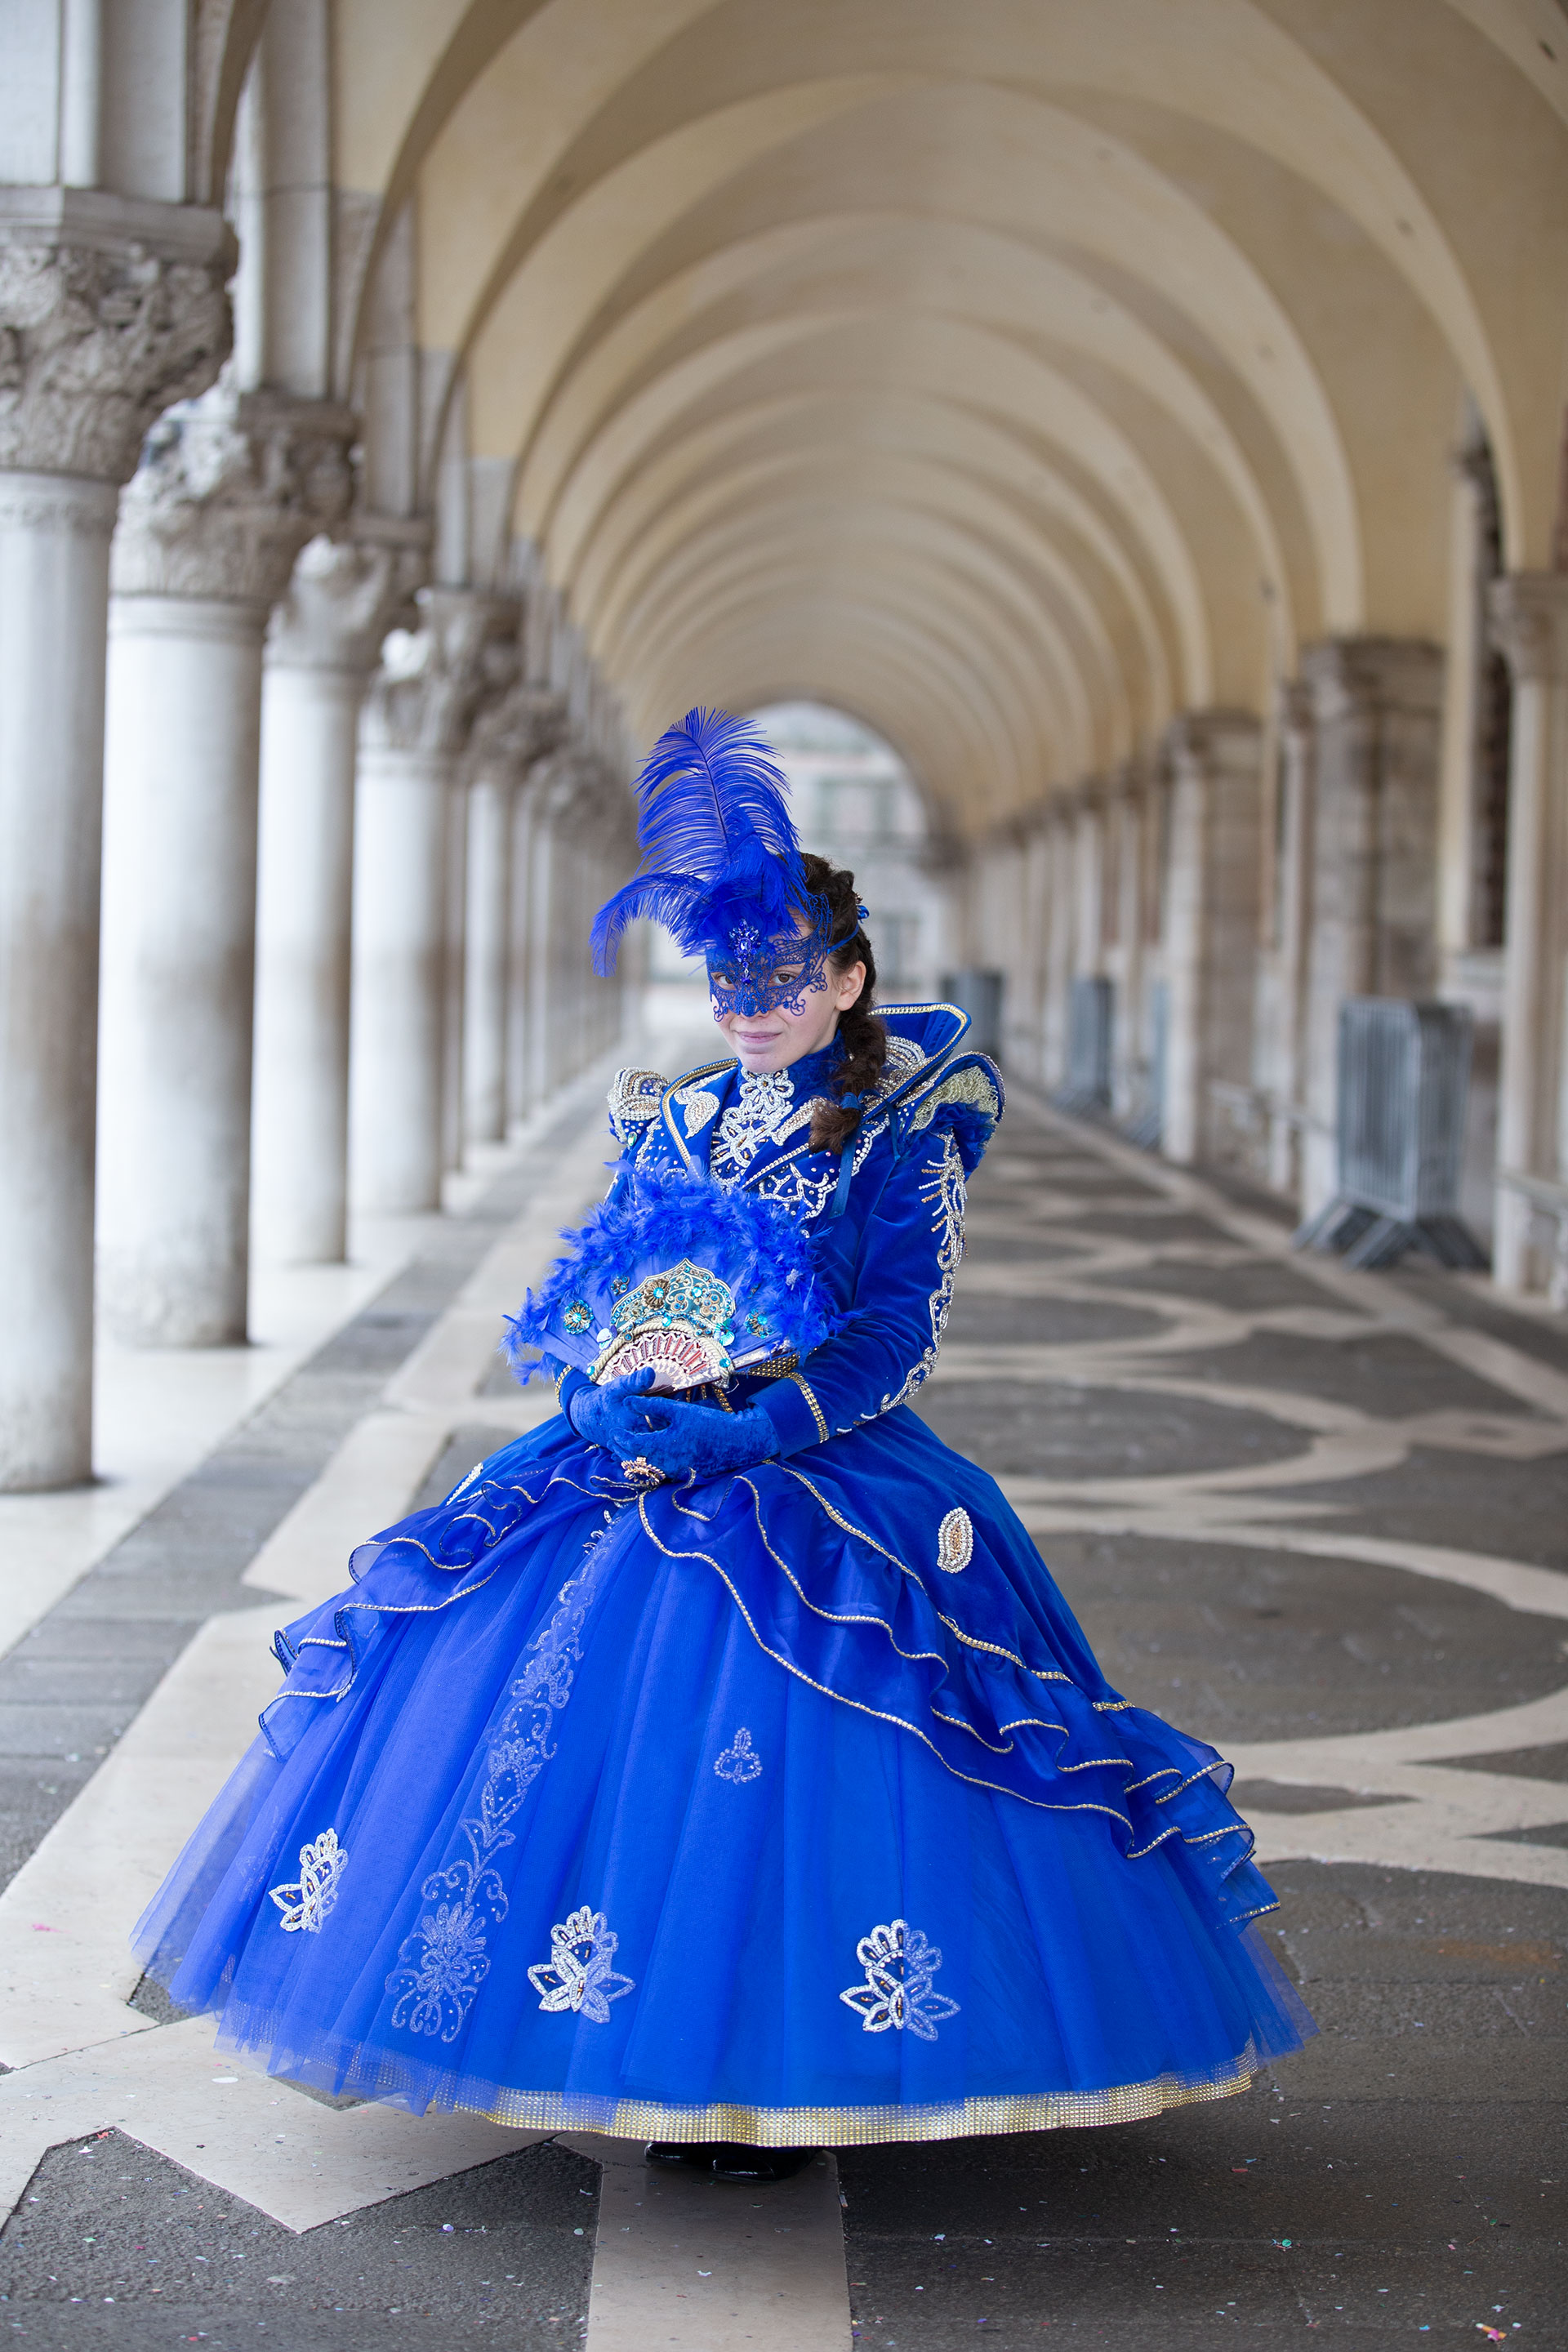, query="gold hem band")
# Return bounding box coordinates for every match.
[454,2044,1261,2145]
